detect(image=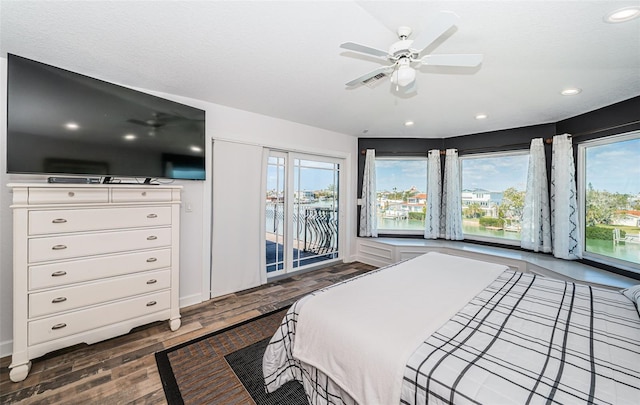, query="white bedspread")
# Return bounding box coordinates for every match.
[292,252,509,405]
